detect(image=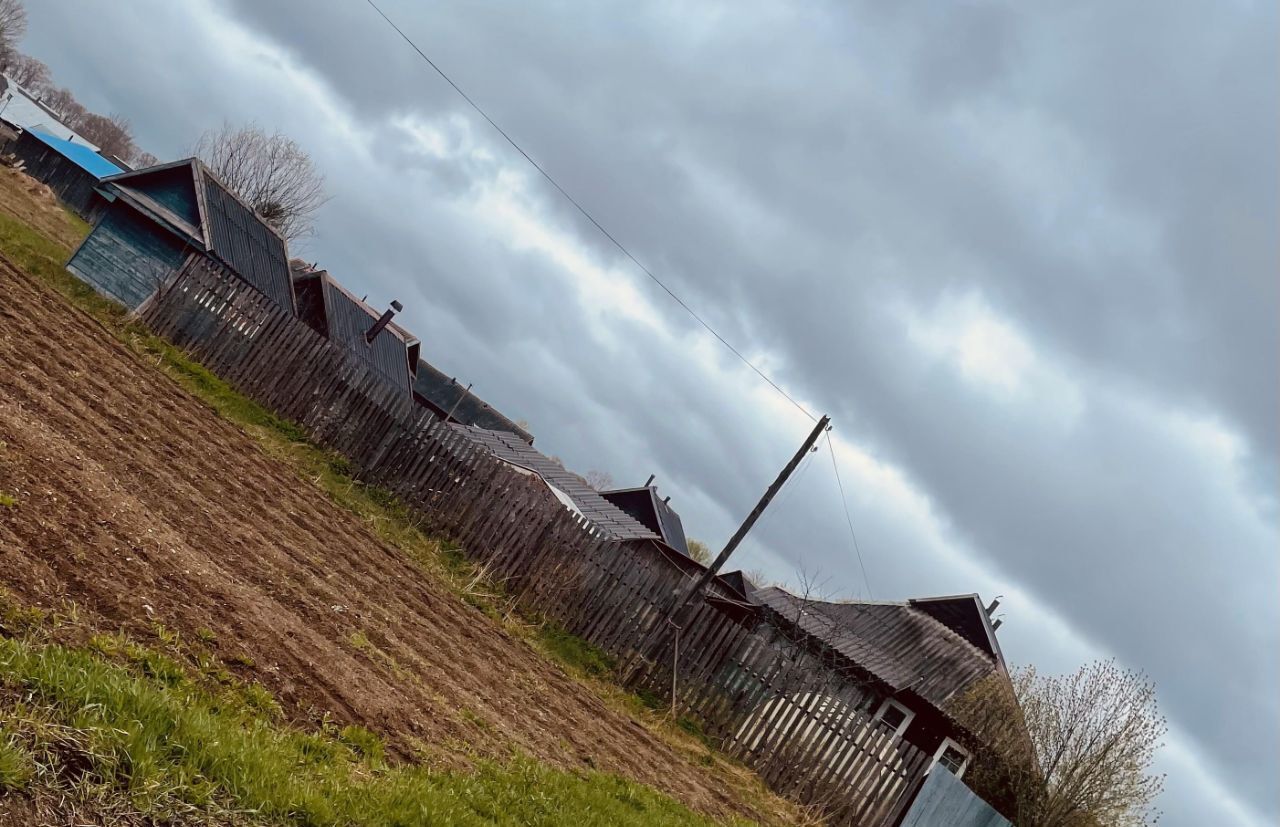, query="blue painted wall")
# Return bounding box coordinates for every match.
[66,204,190,309]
